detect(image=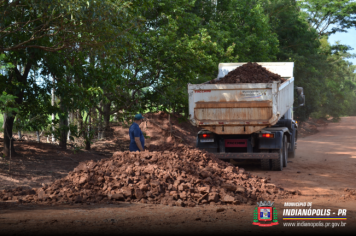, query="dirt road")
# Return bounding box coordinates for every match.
[1,117,356,235]
[246,116,356,197]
